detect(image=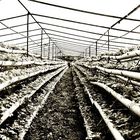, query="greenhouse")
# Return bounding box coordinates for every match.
[0,0,140,139]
